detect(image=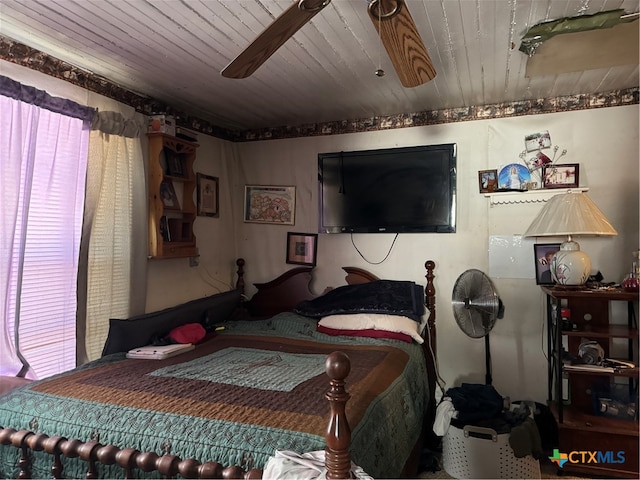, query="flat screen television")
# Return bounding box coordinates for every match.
[318,144,457,233]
